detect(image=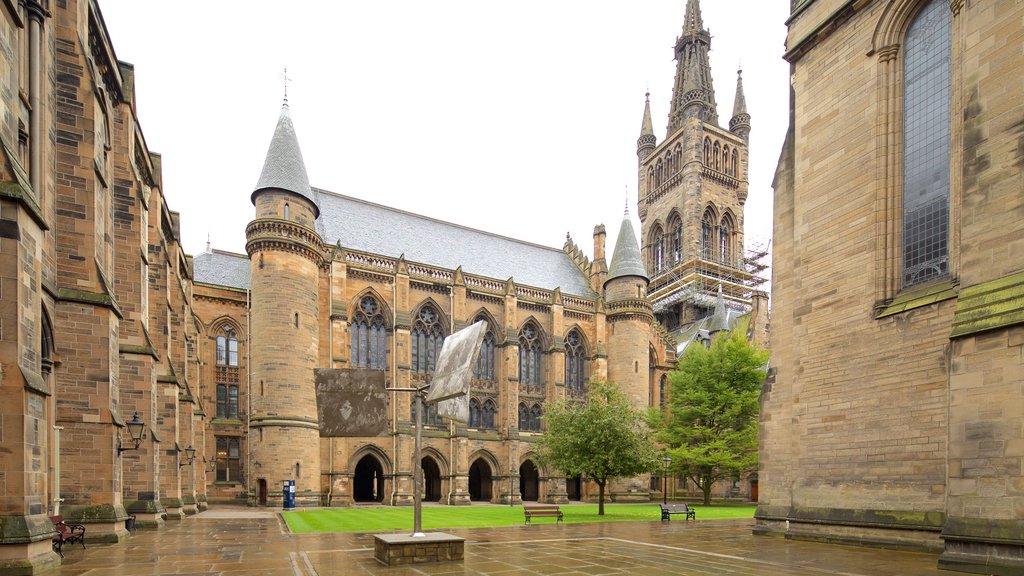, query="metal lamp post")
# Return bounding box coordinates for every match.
[662,454,672,505]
